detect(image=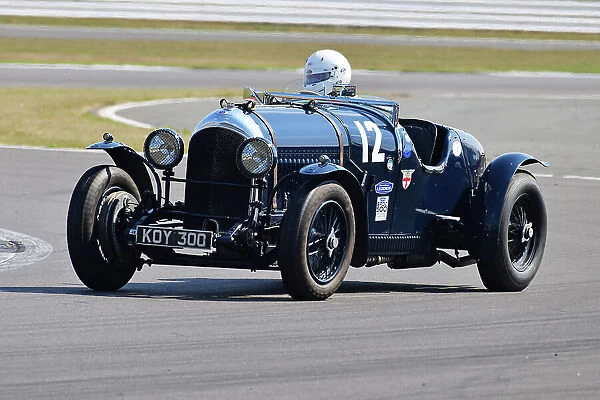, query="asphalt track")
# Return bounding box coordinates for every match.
[1,67,600,399]
[3,24,600,50]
